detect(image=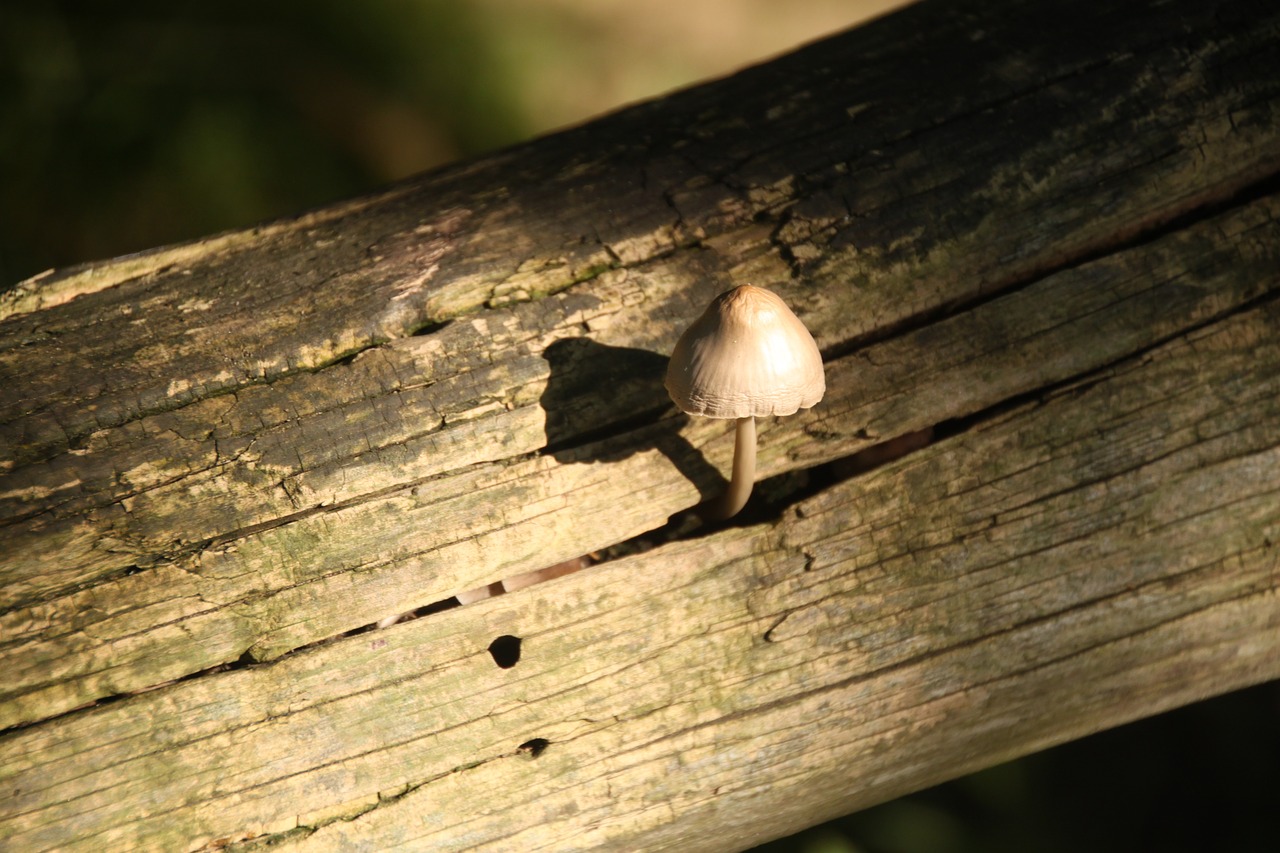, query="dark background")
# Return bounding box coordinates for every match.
[3,3,1276,850]
[0,0,888,286]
